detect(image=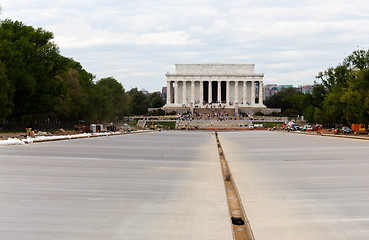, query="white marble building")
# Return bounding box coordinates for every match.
[164,64,265,108]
